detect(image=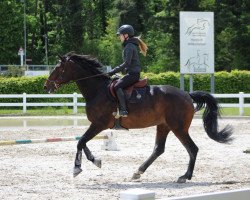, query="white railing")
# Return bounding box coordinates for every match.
[214,92,250,116]
[0,92,249,116]
[0,93,85,114]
